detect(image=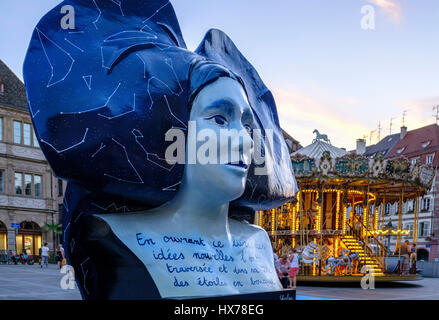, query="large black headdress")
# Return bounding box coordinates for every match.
[24,0,296,213]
